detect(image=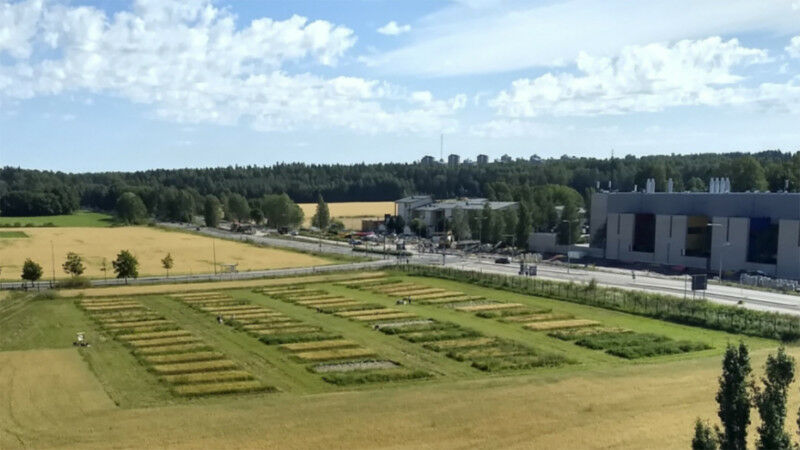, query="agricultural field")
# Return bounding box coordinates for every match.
[0,271,795,448]
[298,201,394,228]
[0,226,333,280]
[0,210,114,227]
